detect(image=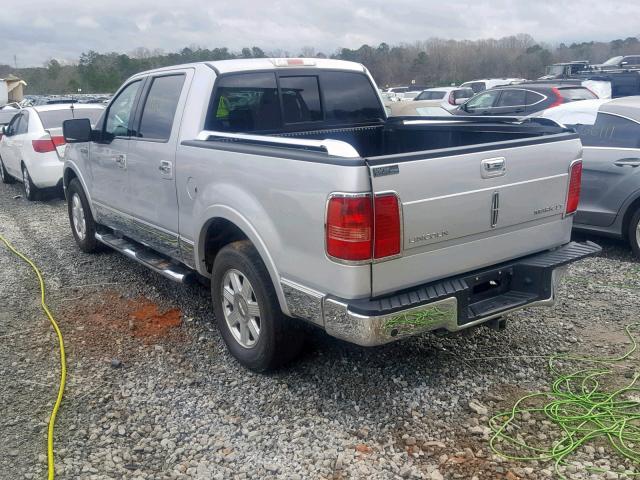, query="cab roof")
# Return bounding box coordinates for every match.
[134,58,366,77]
